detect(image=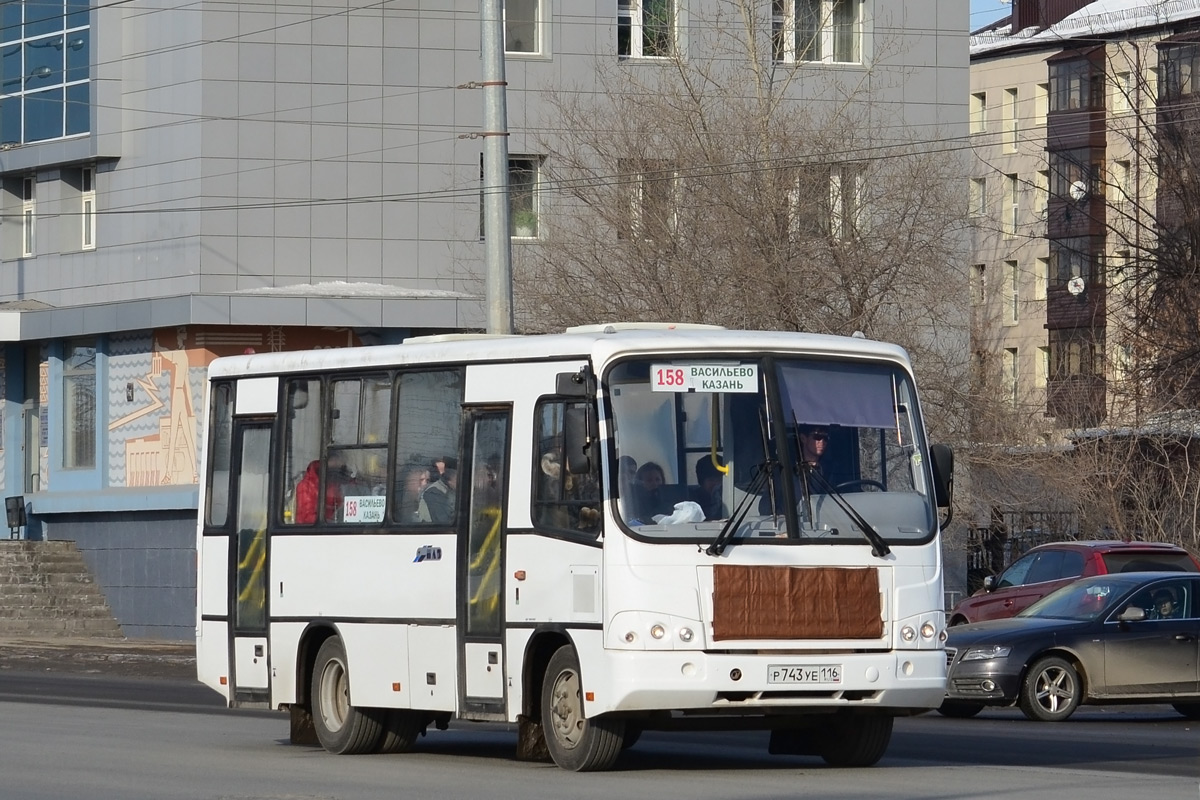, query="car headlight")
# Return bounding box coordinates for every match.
[961,645,1011,662]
